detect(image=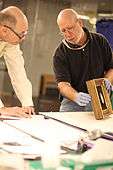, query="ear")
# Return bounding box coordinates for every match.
[78,19,84,27]
[0,25,8,35]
